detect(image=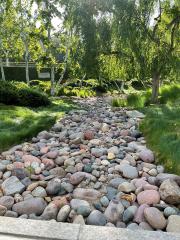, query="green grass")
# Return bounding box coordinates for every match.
[0,99,75,152]
[111,84,180,108]
[140,104,180,175]
[111,83,180,174]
